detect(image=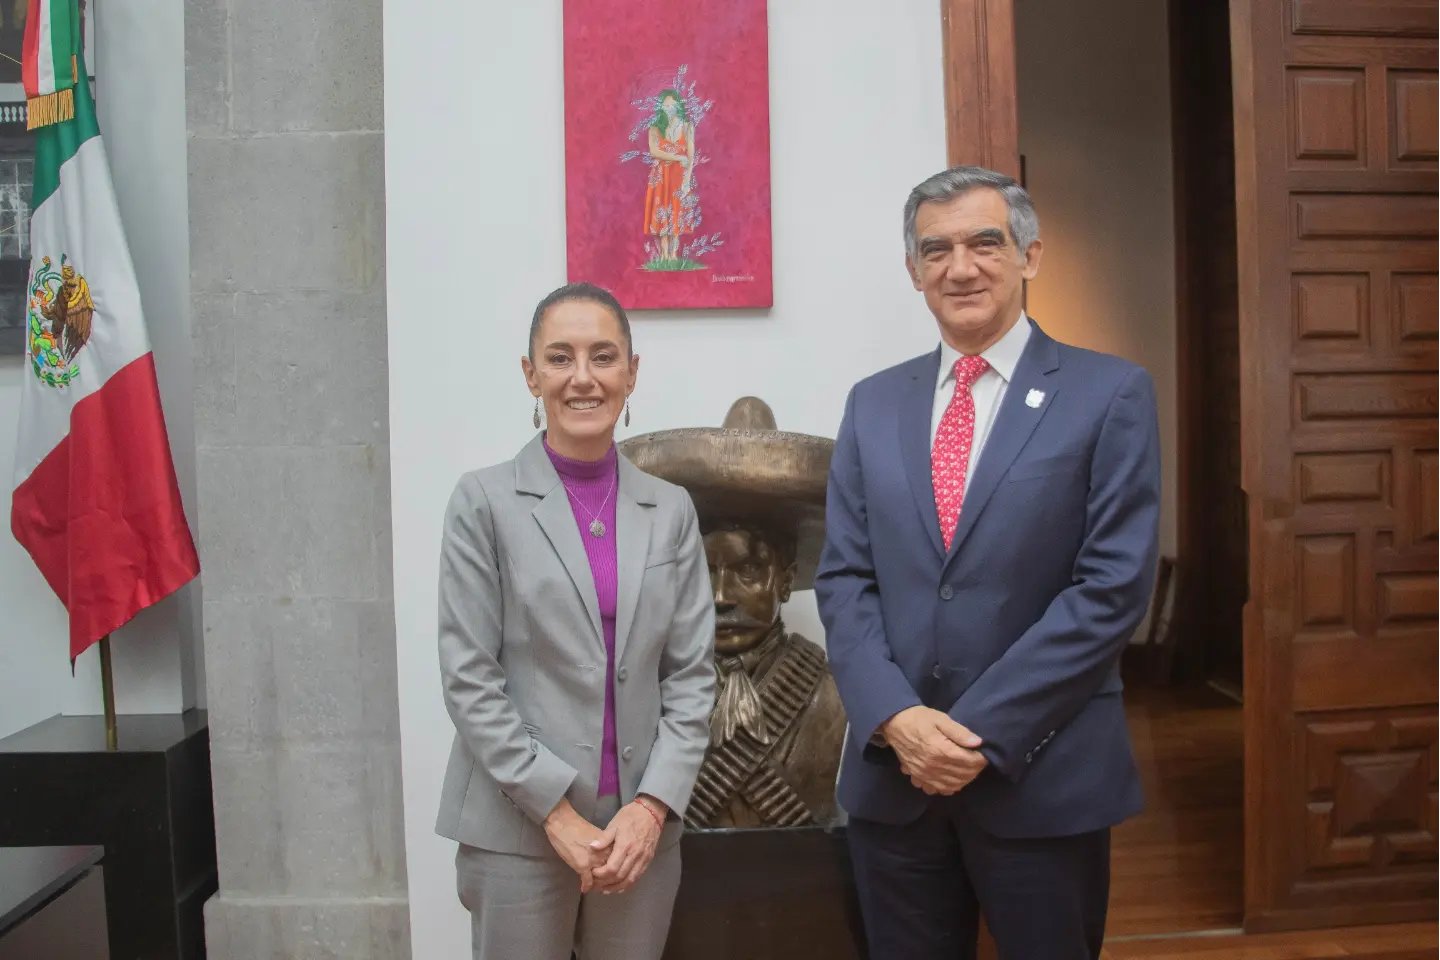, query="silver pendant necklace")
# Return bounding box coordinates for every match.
[562,473,617,538]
